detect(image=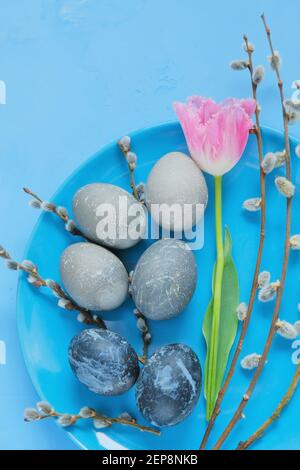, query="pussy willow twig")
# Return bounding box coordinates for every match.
[237,363,300,450]
[23,187,86,238]
[25,403,160,436]
[212,13,293,450]
[118,136,141,201]
[0,246,107,330]
[200,34,266,449]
